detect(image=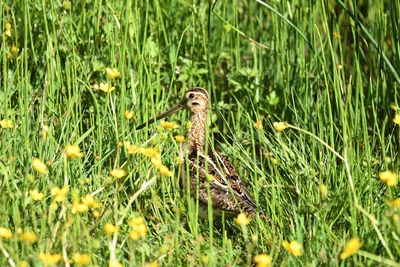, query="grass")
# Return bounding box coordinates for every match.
[0,0,399,266]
